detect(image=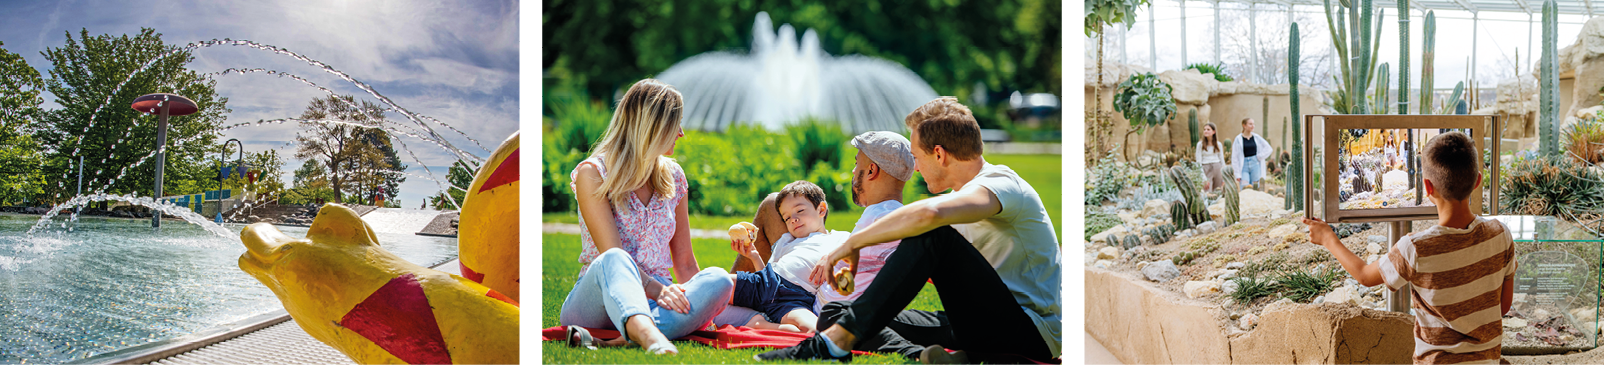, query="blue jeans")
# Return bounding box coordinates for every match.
[558,248,734,341]
[1242,156,1264,187]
